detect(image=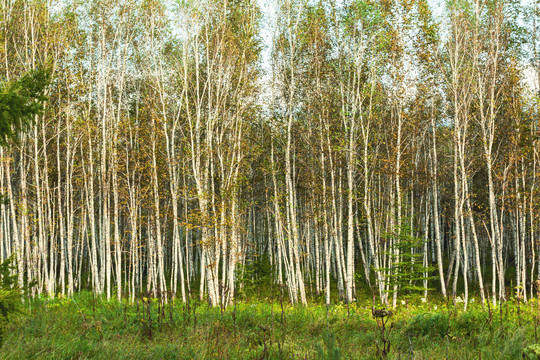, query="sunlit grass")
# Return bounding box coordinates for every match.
[1,291,539,359]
